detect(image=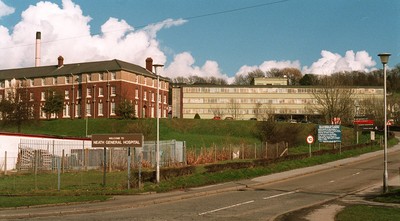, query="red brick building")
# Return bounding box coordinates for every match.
[0,56,169,119]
